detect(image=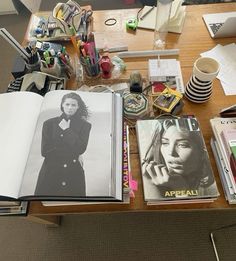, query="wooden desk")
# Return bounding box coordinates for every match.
[27,3,236,225]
